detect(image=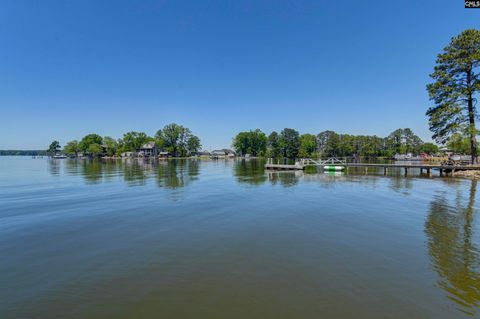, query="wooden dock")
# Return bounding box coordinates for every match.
[263,159,304,170]
[265,158,480,176]
[265,158,345,170]
[263,164,304,170]
[345,163,480,176]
